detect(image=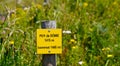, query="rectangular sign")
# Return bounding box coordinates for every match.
[37,29,62,54]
